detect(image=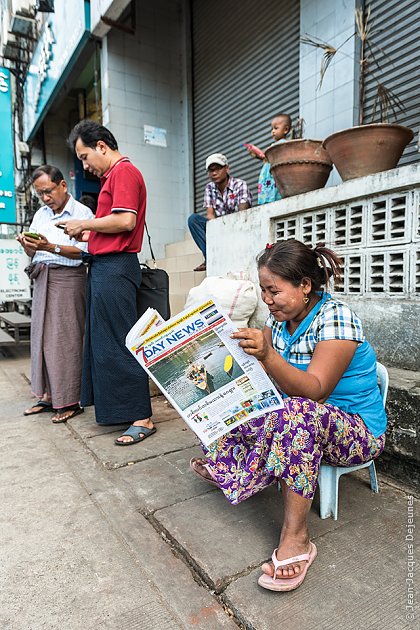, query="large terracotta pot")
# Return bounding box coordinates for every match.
[265,140,332,197]
[323,123,414,181]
